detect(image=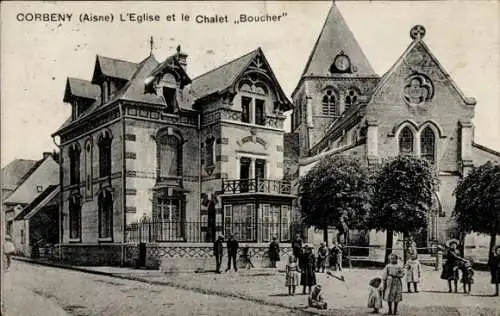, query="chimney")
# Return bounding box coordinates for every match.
[175,45,188,71]
[43,152,52,159]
